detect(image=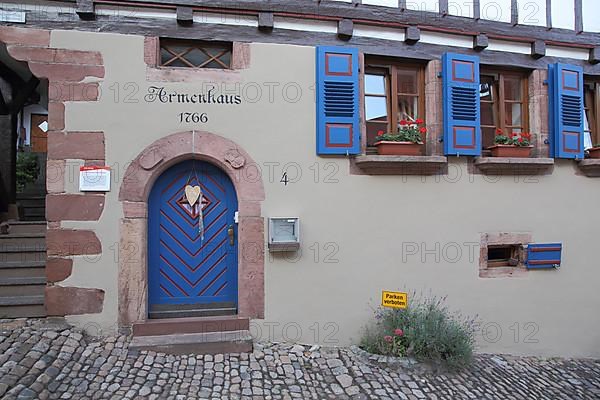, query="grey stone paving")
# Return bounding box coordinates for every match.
[1,319,600,399]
